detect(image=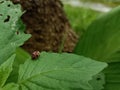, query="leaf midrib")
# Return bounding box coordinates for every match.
[18,67,88,84]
